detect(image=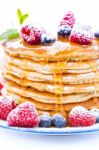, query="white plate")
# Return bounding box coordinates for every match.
[0,120,99,135]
